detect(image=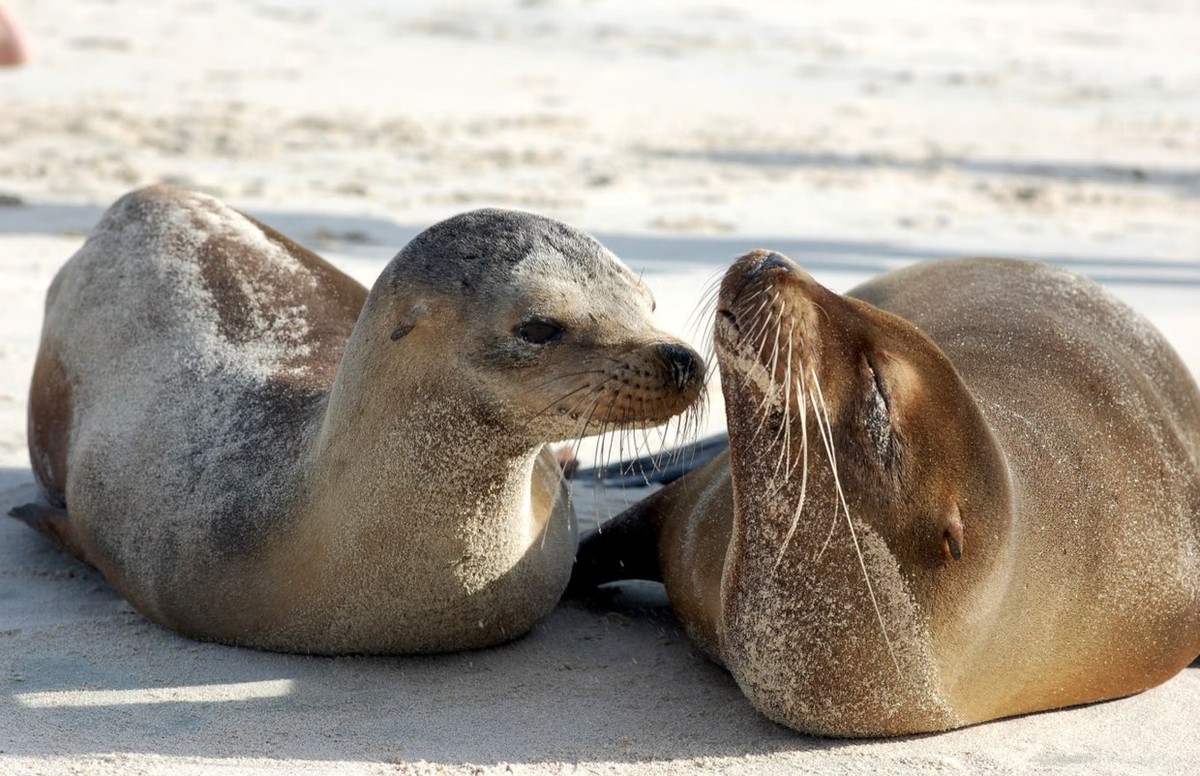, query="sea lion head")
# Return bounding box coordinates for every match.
[714,249,1013,574]
[367,209,705,443]
[712,250,1014,735]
